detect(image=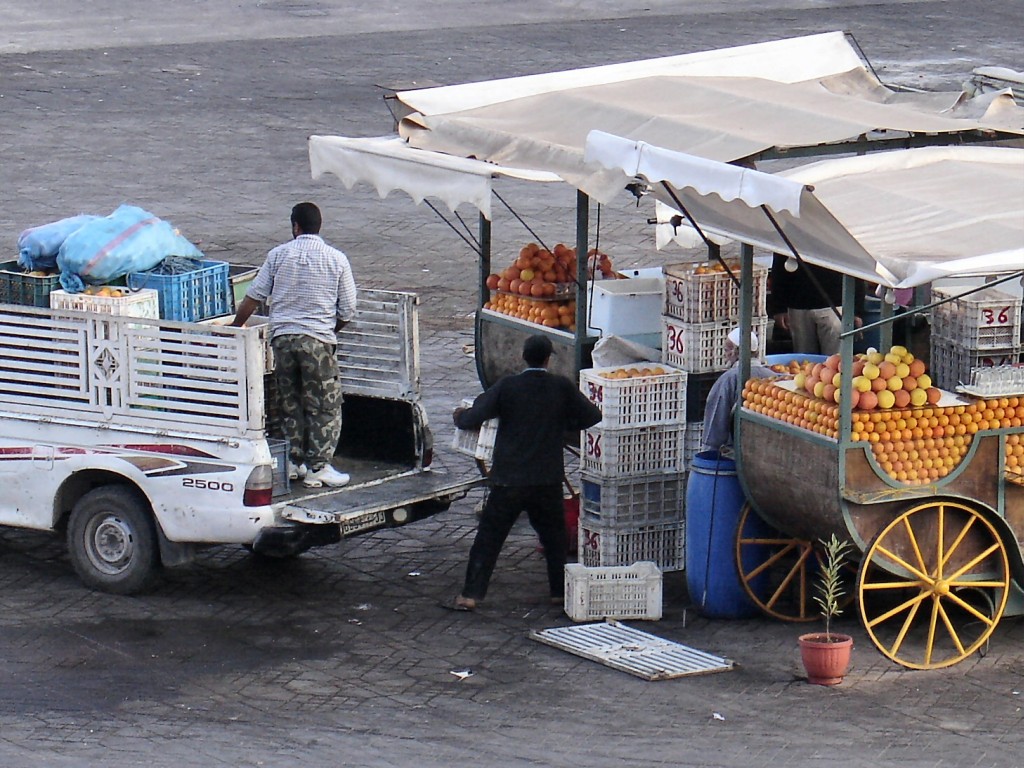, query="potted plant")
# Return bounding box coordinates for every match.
[798,533,855,686]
